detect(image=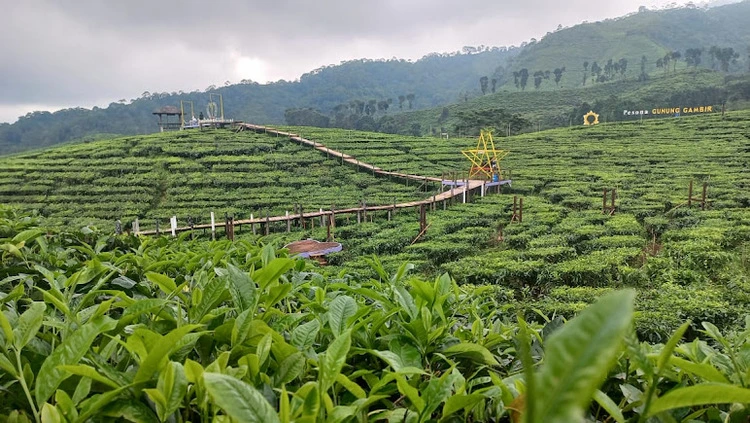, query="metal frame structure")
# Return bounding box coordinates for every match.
[461,129,509,180]
[207,93,225,120]
[180,100,195,127]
